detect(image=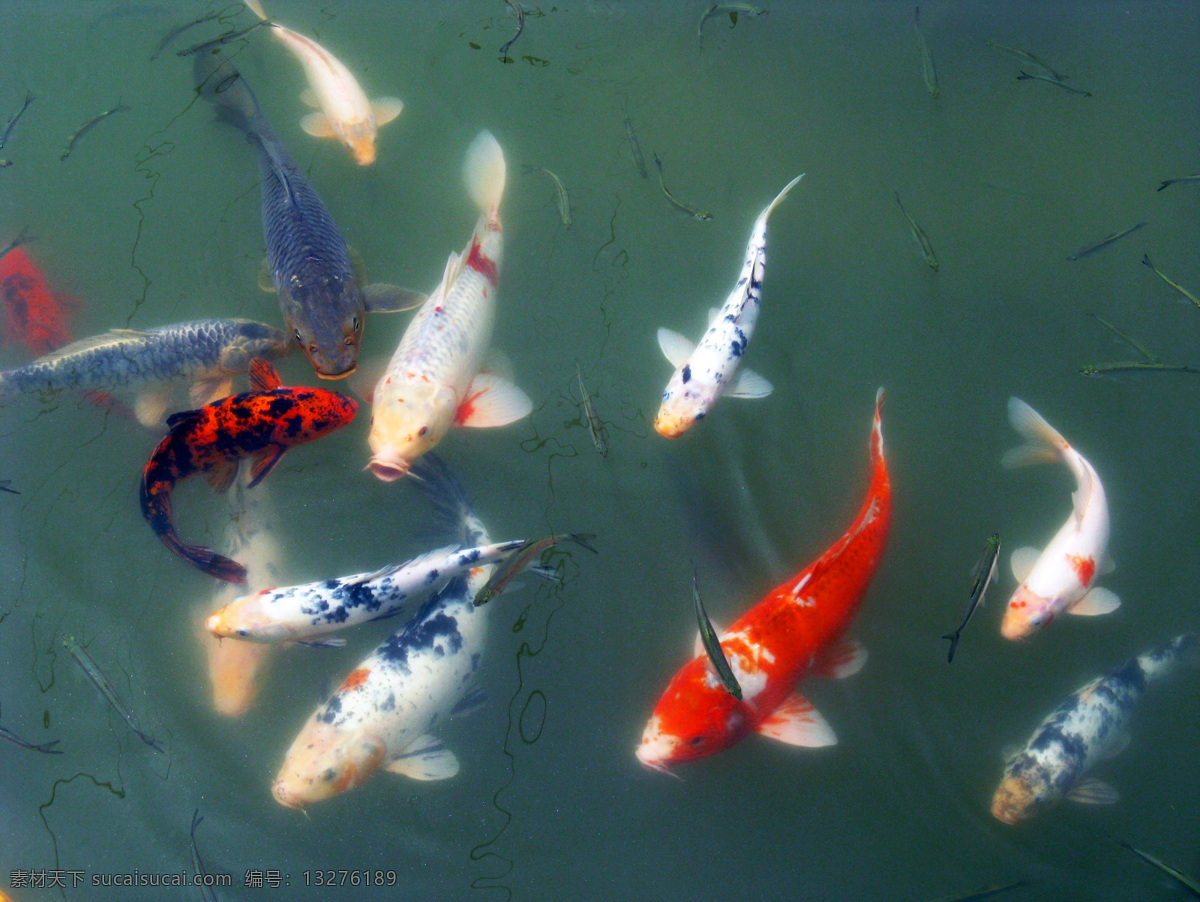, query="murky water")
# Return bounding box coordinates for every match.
[2,2,1199,900]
